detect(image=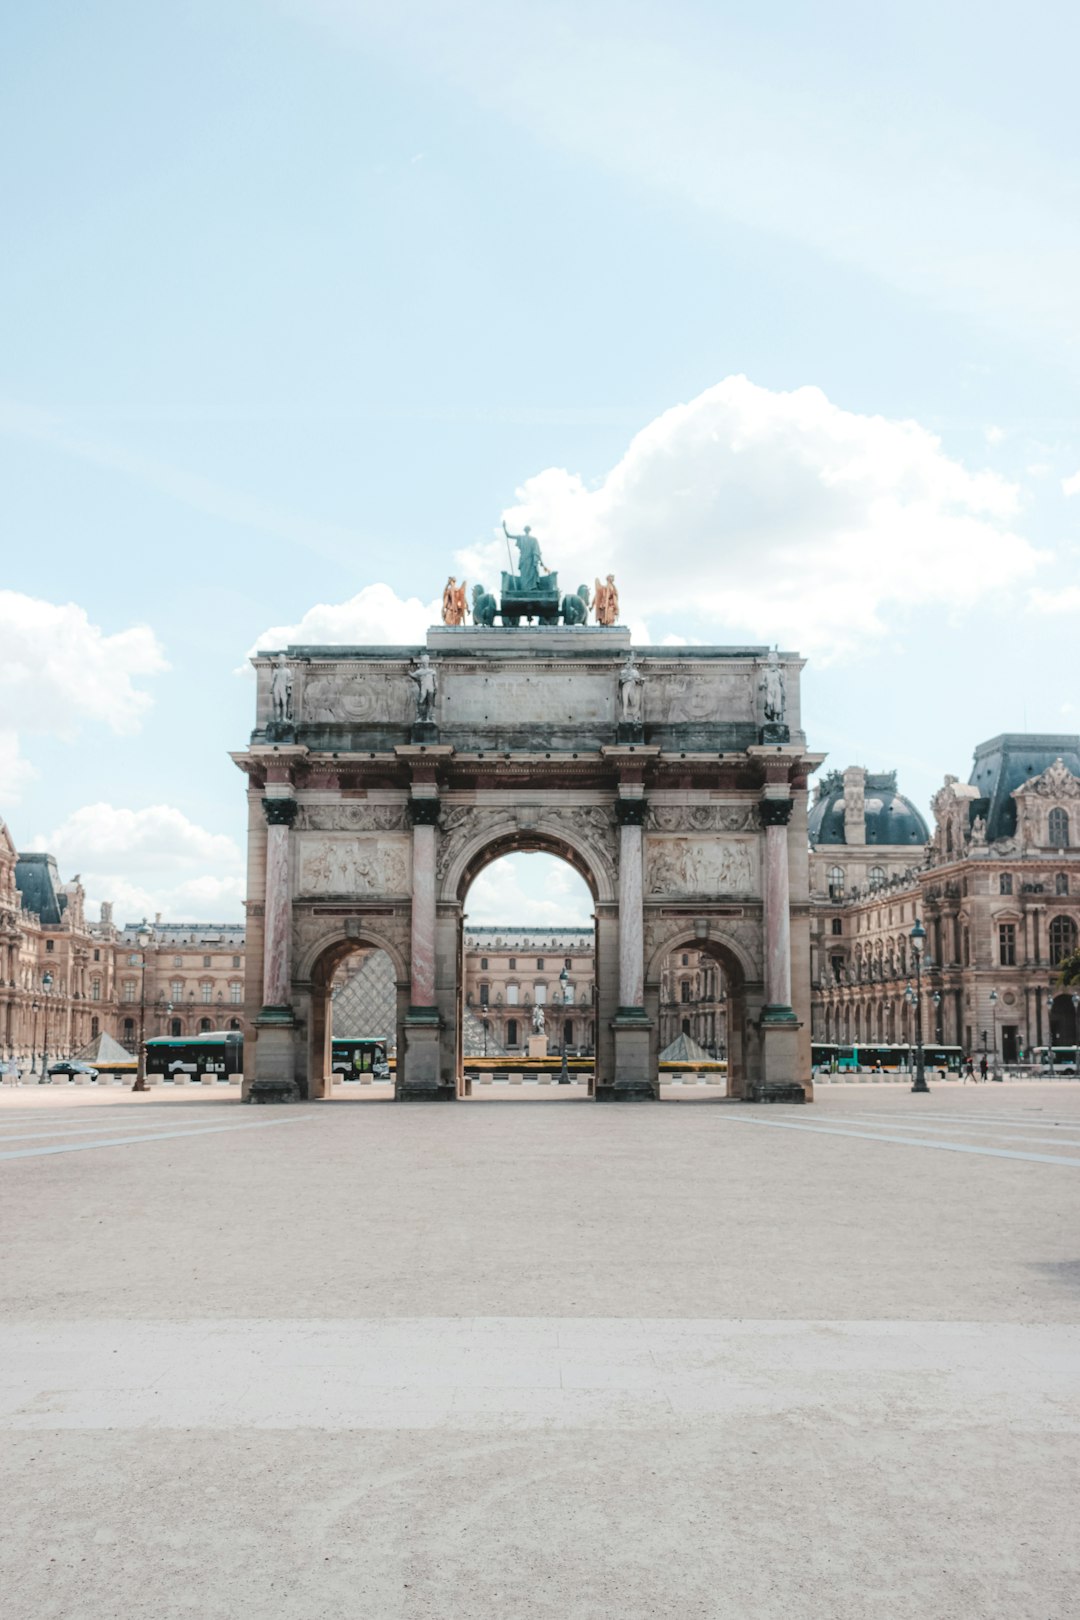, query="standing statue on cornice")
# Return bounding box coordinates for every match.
[409,652,438,723]
[502,520,547,590]
[441,577,468,626]
[270,654,293,723]
[619,652,645,723]
[594,574,619,626]
[760,649,786,724]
